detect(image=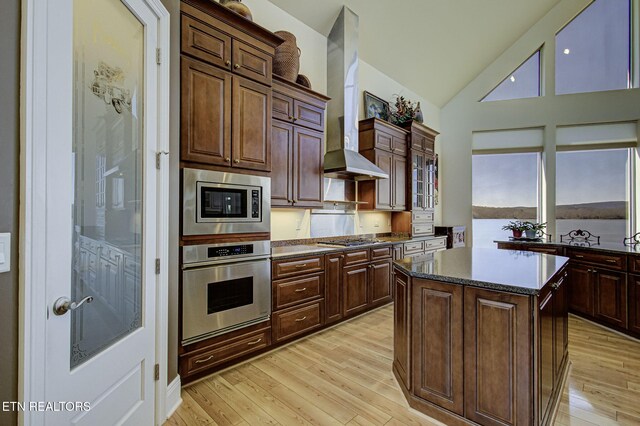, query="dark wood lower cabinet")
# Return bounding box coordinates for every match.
[594,268,627,328]
[343,264,369,317]
[568,263,594,316]
[370,259,392,306]
[393,272,410,390]
[630,275,640,335]
[412,279,463,415]
[325,253,344,324]
[464,287,532,426]
[539,288,555,423]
